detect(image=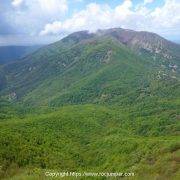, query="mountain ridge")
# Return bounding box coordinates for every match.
[0,28,179,106]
